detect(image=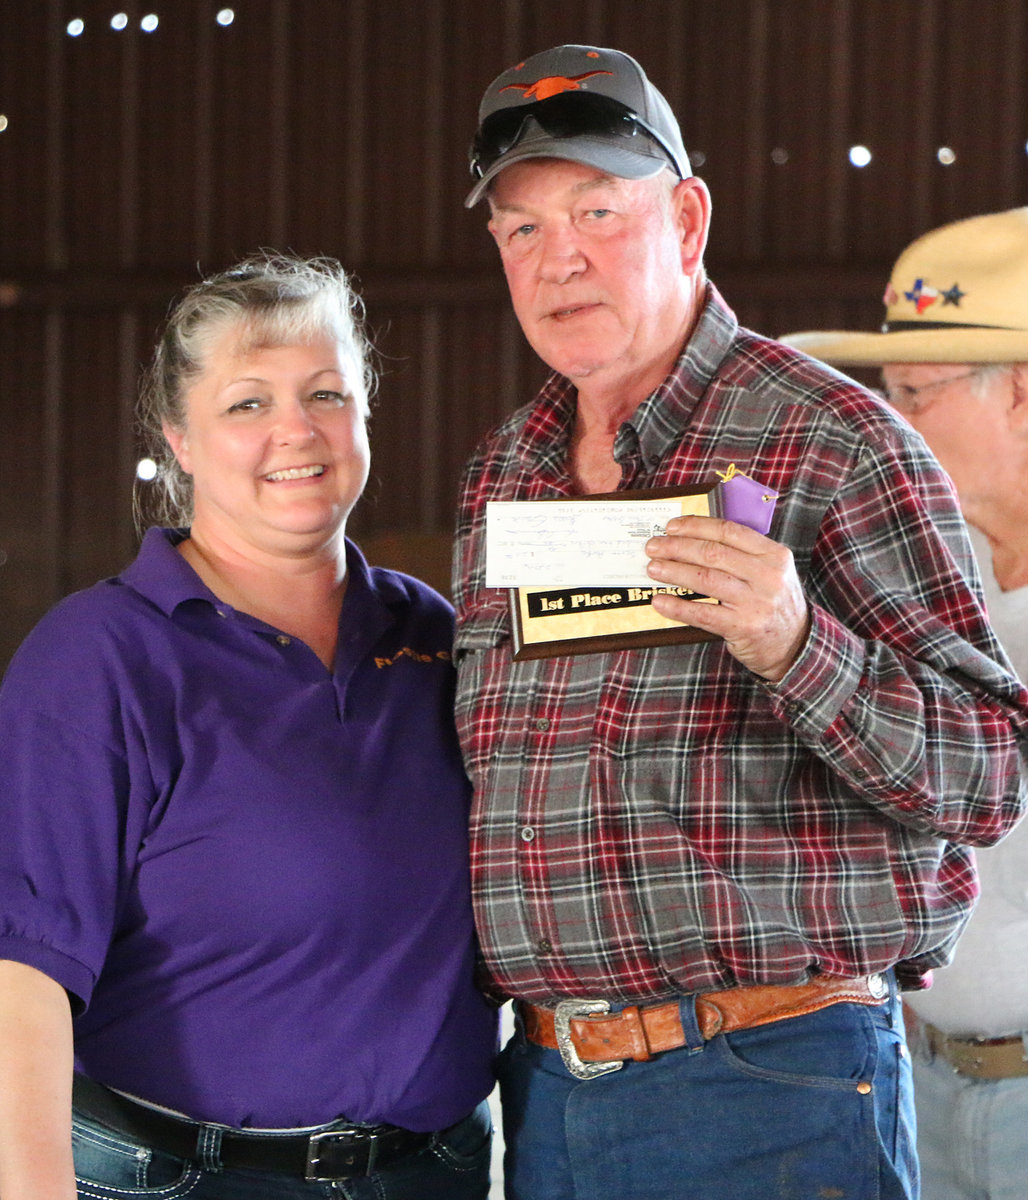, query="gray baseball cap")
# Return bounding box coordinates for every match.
[465,44,691,207]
